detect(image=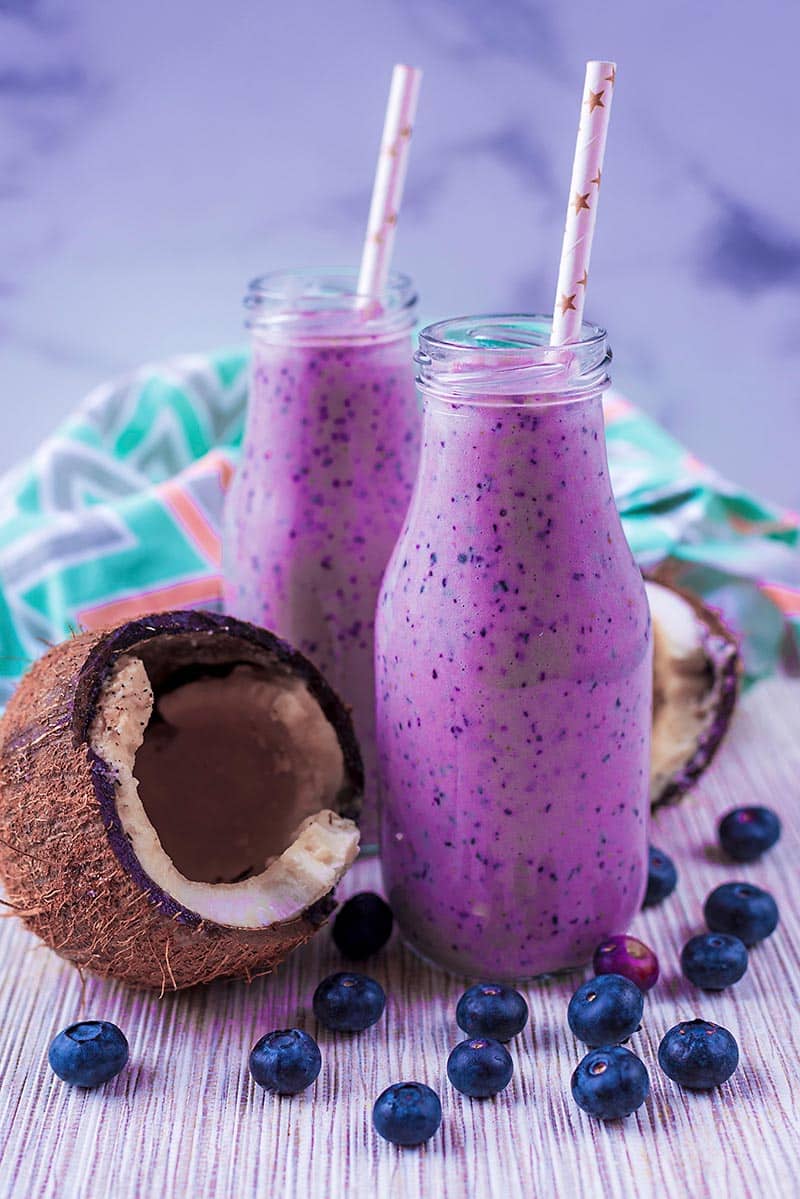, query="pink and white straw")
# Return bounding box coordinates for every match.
[357,63,422,304]
[550,60,617,345]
